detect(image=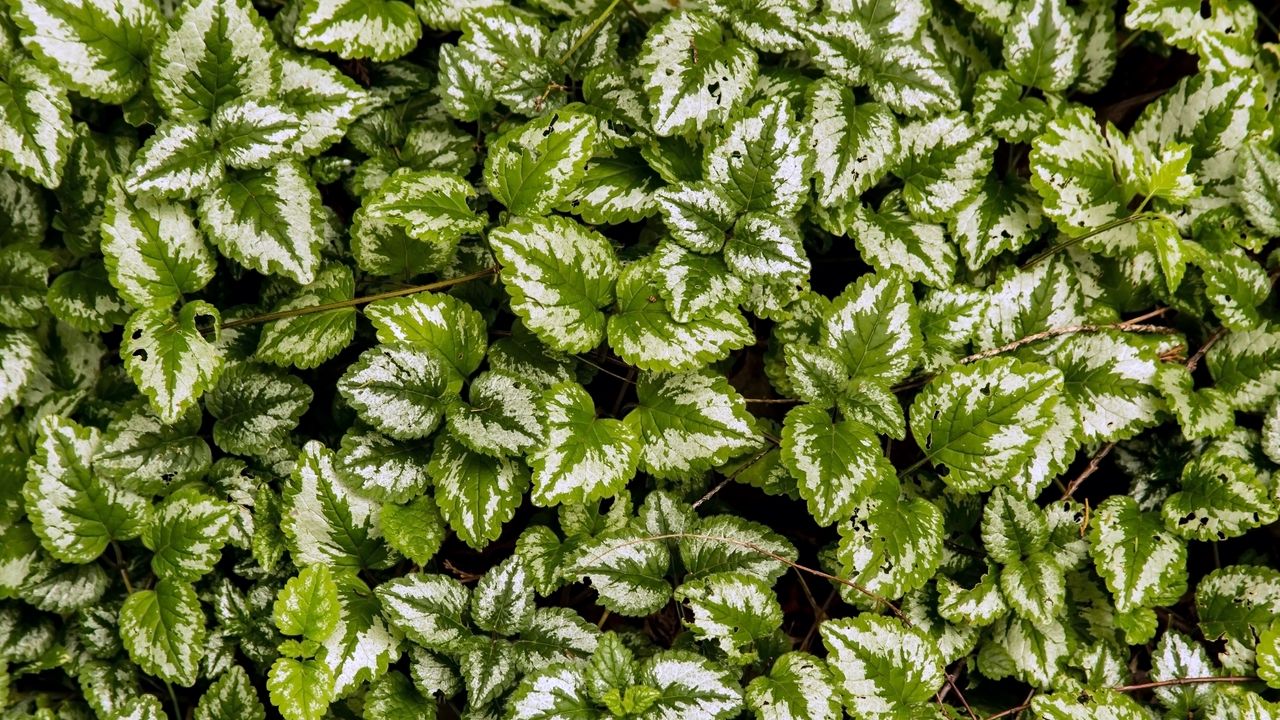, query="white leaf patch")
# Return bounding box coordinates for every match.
[430,435,529,550]
[805,78,901,209]
[122,301,224,425]
[338,343,462,440]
